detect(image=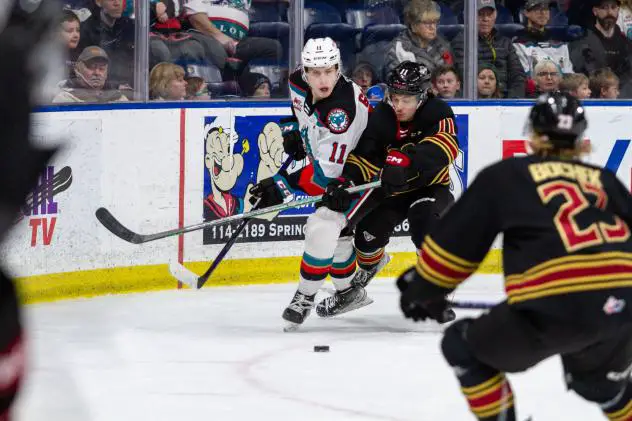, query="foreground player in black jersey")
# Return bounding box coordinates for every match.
[315,61,459,316]
[0,2,61,419]
[397,92,632,421]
